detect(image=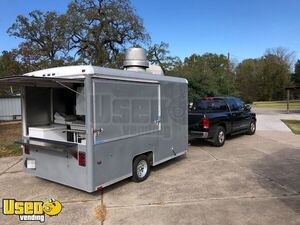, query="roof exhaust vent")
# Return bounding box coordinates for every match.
[123,48,149,72]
